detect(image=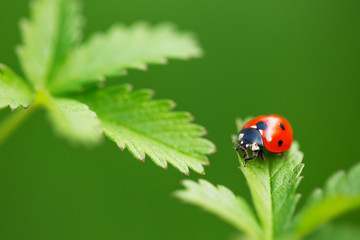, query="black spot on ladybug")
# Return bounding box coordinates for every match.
[278,140,283,147]
[256,121,268,130]
[279,123,285,130]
